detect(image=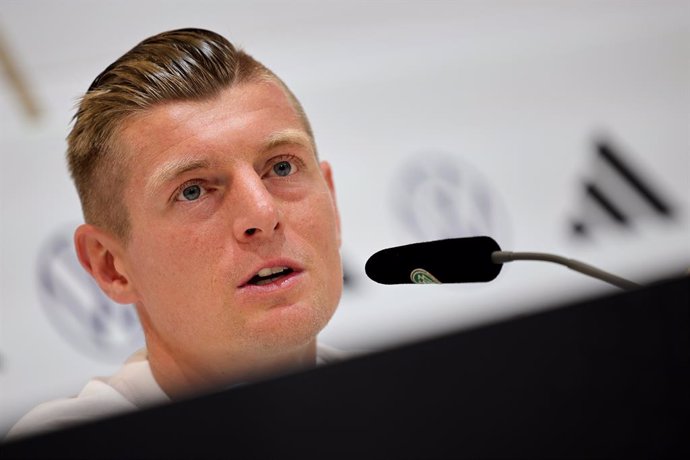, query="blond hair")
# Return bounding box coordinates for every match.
[67,28,313,240]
